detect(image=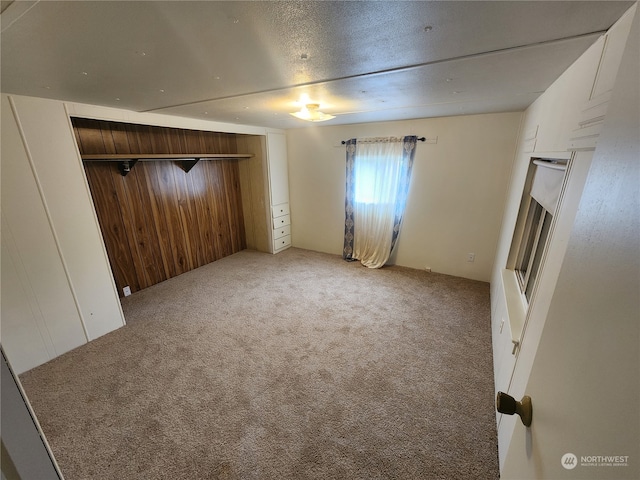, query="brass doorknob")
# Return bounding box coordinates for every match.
[496,391,532,427]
